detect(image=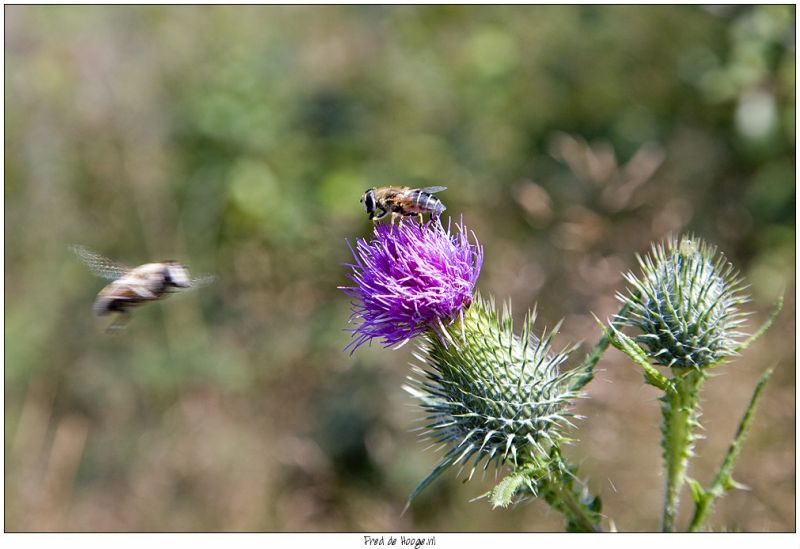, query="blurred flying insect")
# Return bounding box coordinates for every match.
[360,186,447,225]
[71,245,214,332]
